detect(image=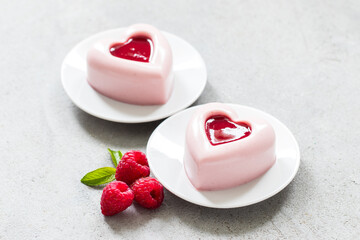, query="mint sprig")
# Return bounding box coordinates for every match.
[81,149,124,187]
[108,148,123,167]
[81,167,116,186]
